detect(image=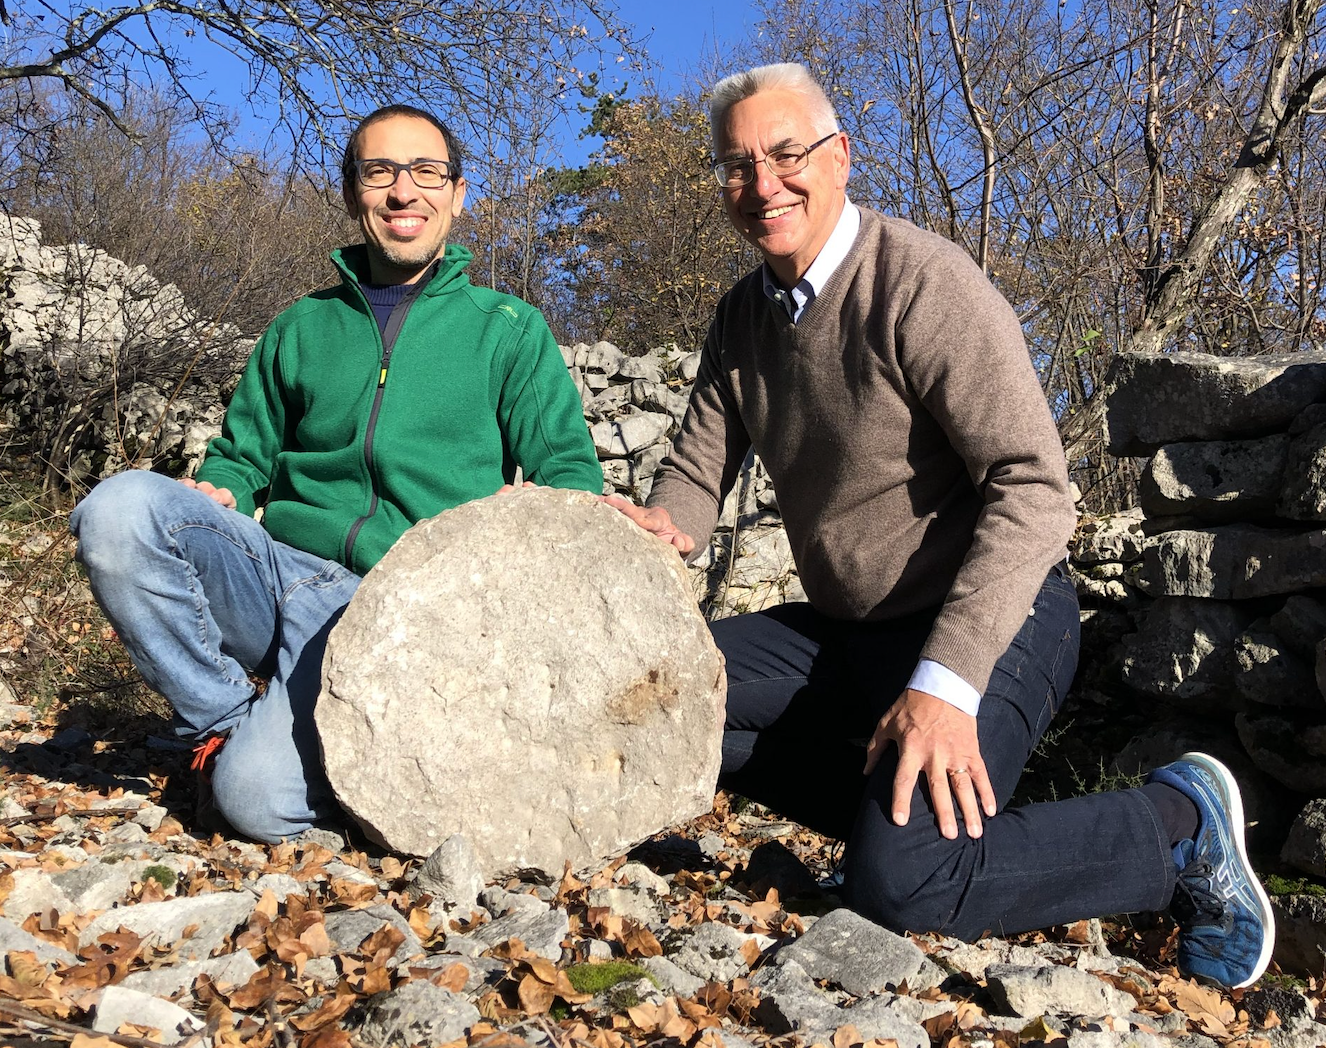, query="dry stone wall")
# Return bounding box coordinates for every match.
[0,217,251,484]
[1076,349,1326,971]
